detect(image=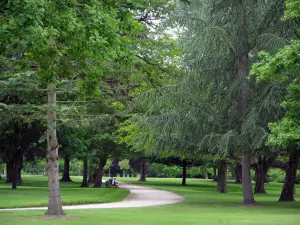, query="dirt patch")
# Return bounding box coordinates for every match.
[36,215,80,219]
